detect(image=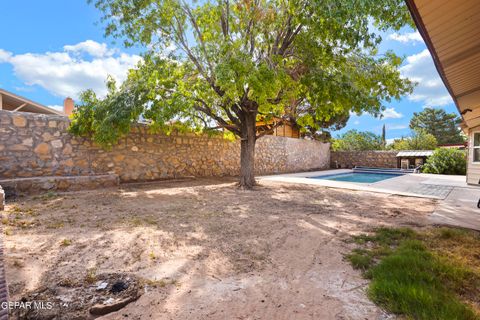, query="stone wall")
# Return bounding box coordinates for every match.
[0,110,330,183]
[330,151,398,169]
[0,186,4,210]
